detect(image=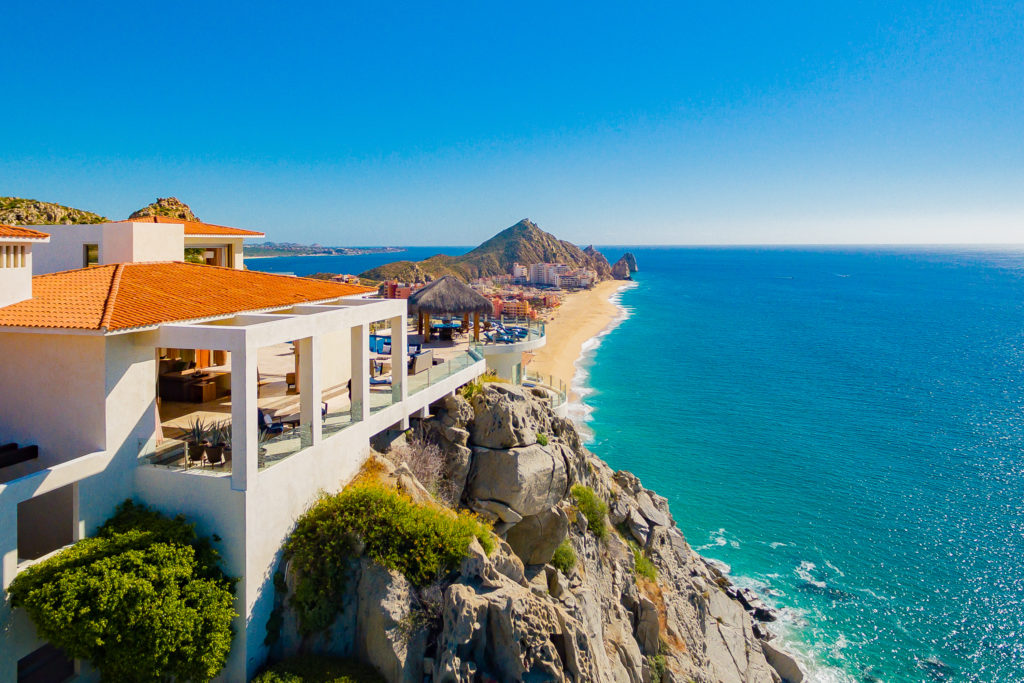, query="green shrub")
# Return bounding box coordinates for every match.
[536,432,549,446]
[253,655,384,682]
[459,373,506,400]
[285,484,494,634]
[8,500,235,682]
[551,539,576,574]
[570,484,608,540]
[647,653,667,681]
[629,539,658,581]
